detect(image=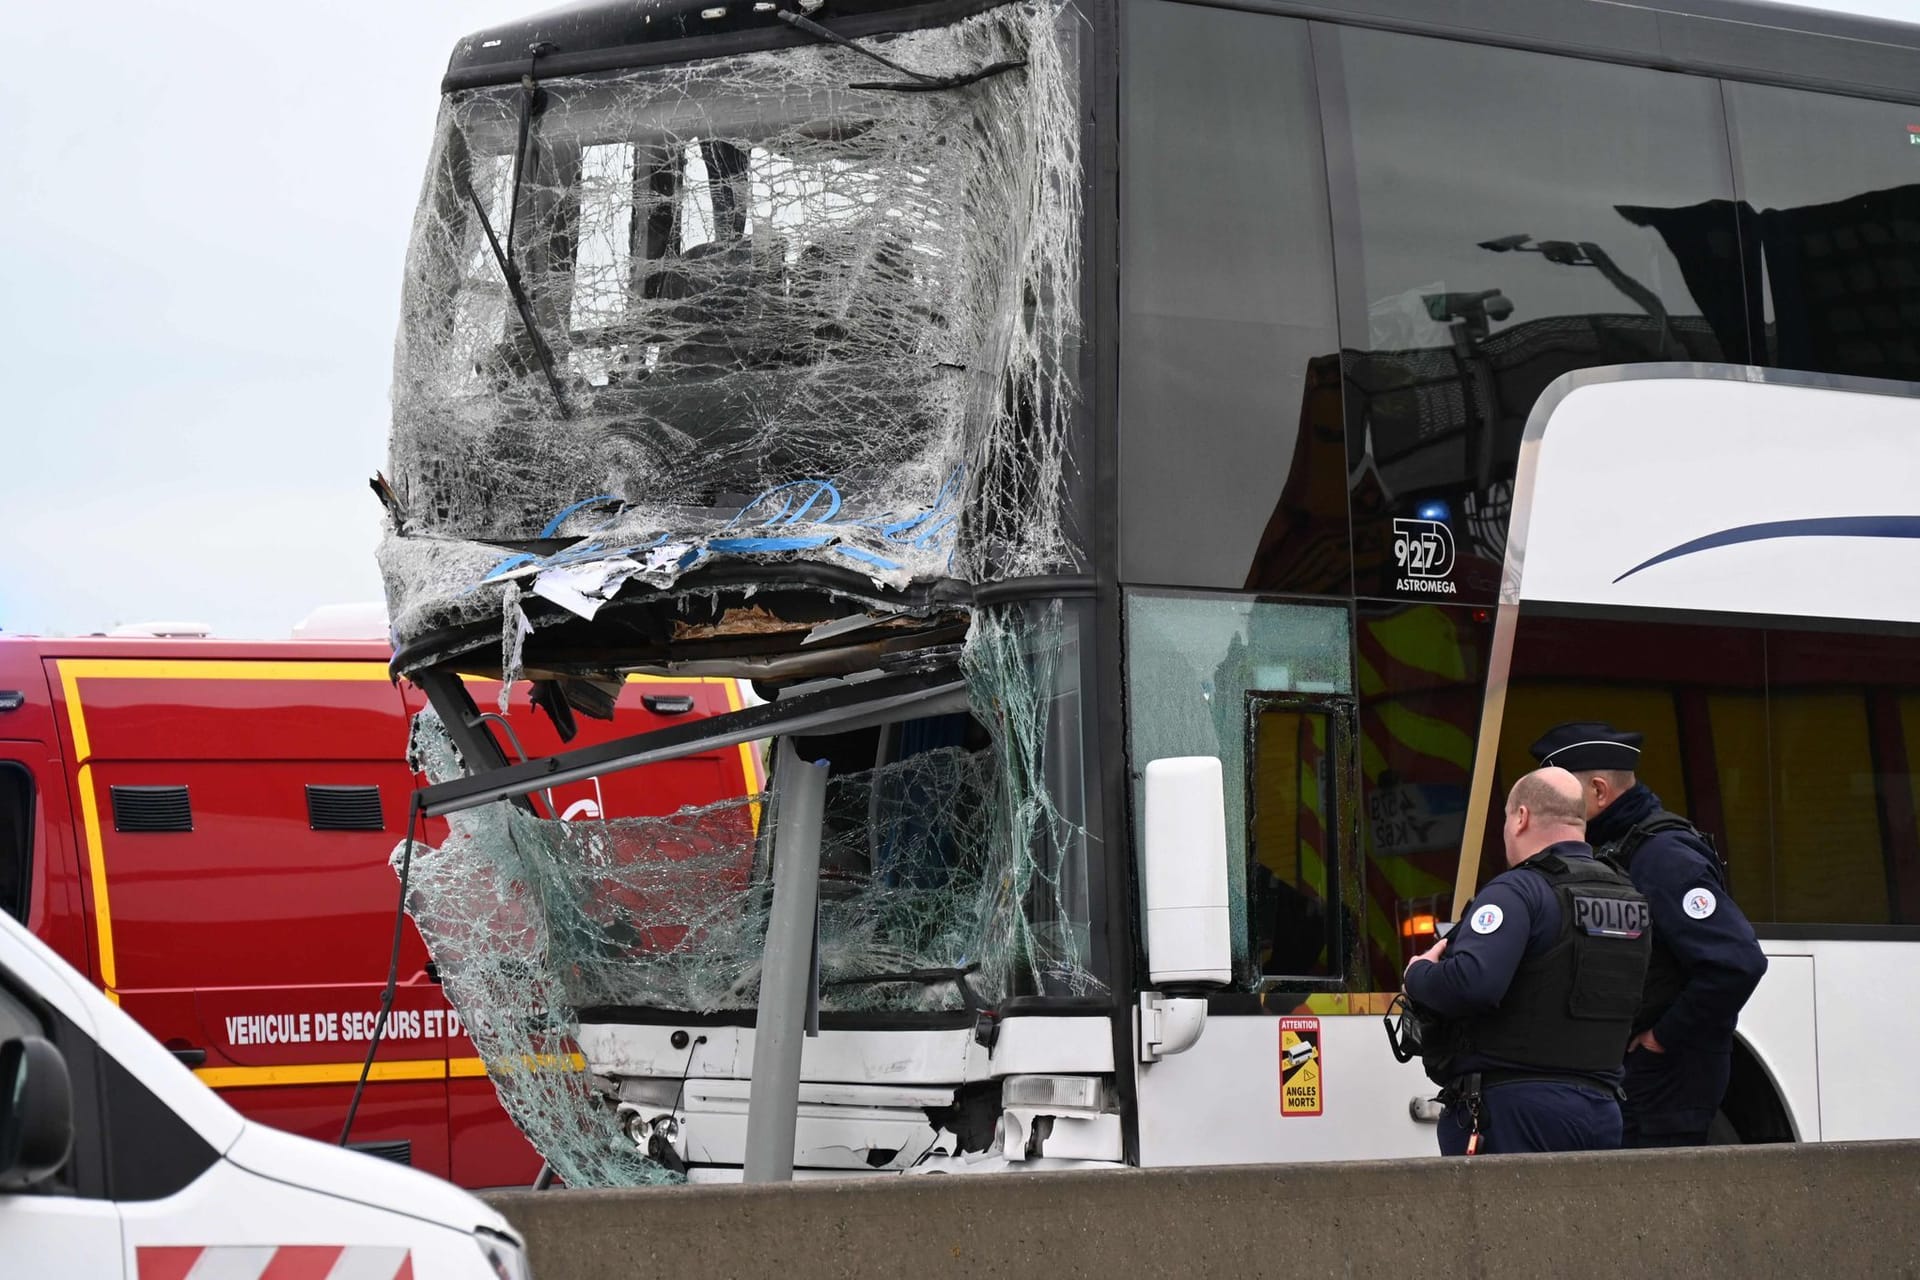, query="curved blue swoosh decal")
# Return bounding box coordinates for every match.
[1614,516,1920,583]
